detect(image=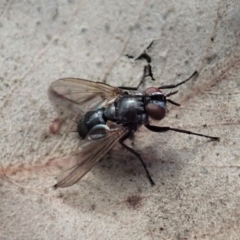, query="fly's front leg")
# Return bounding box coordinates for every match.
[119,41,155,91]
[119,131,155,186]
[145,124,220,141]
[159,71,199,89]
